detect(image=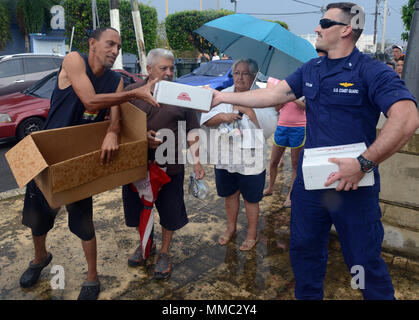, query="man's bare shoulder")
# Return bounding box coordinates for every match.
[62,52,85,69]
